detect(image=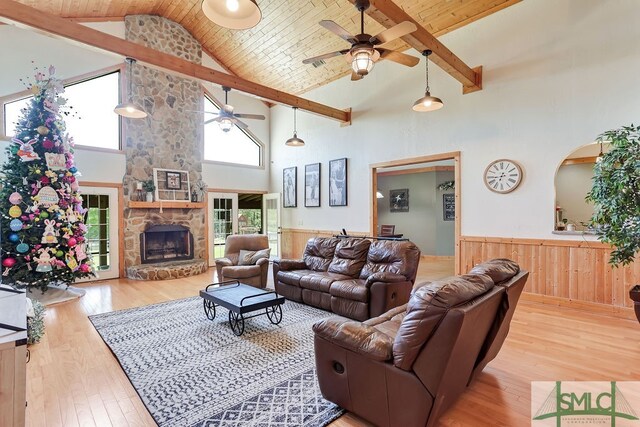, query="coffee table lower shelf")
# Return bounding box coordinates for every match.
[199,281,285,336]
